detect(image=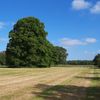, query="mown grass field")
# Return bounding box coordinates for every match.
[0,65,100,100]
